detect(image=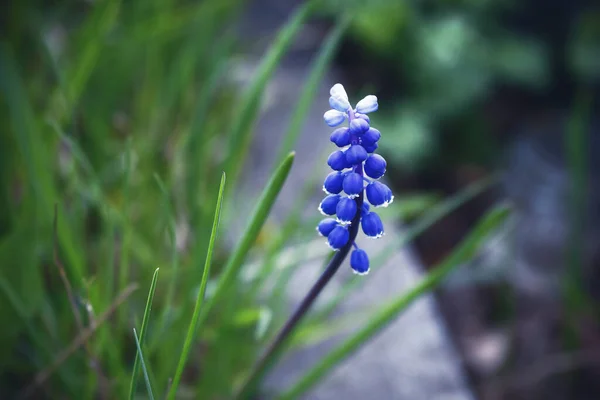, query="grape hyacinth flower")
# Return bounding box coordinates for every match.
[237,83,394,397]
[318,83,393,275]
